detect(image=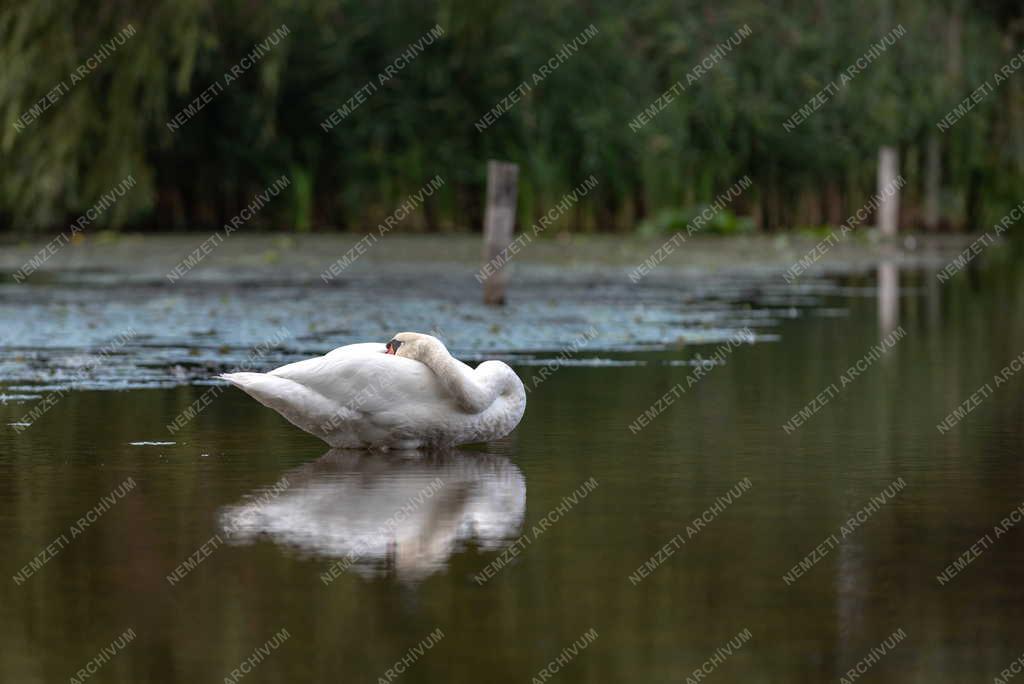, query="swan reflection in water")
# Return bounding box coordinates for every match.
[218,449,526,580]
